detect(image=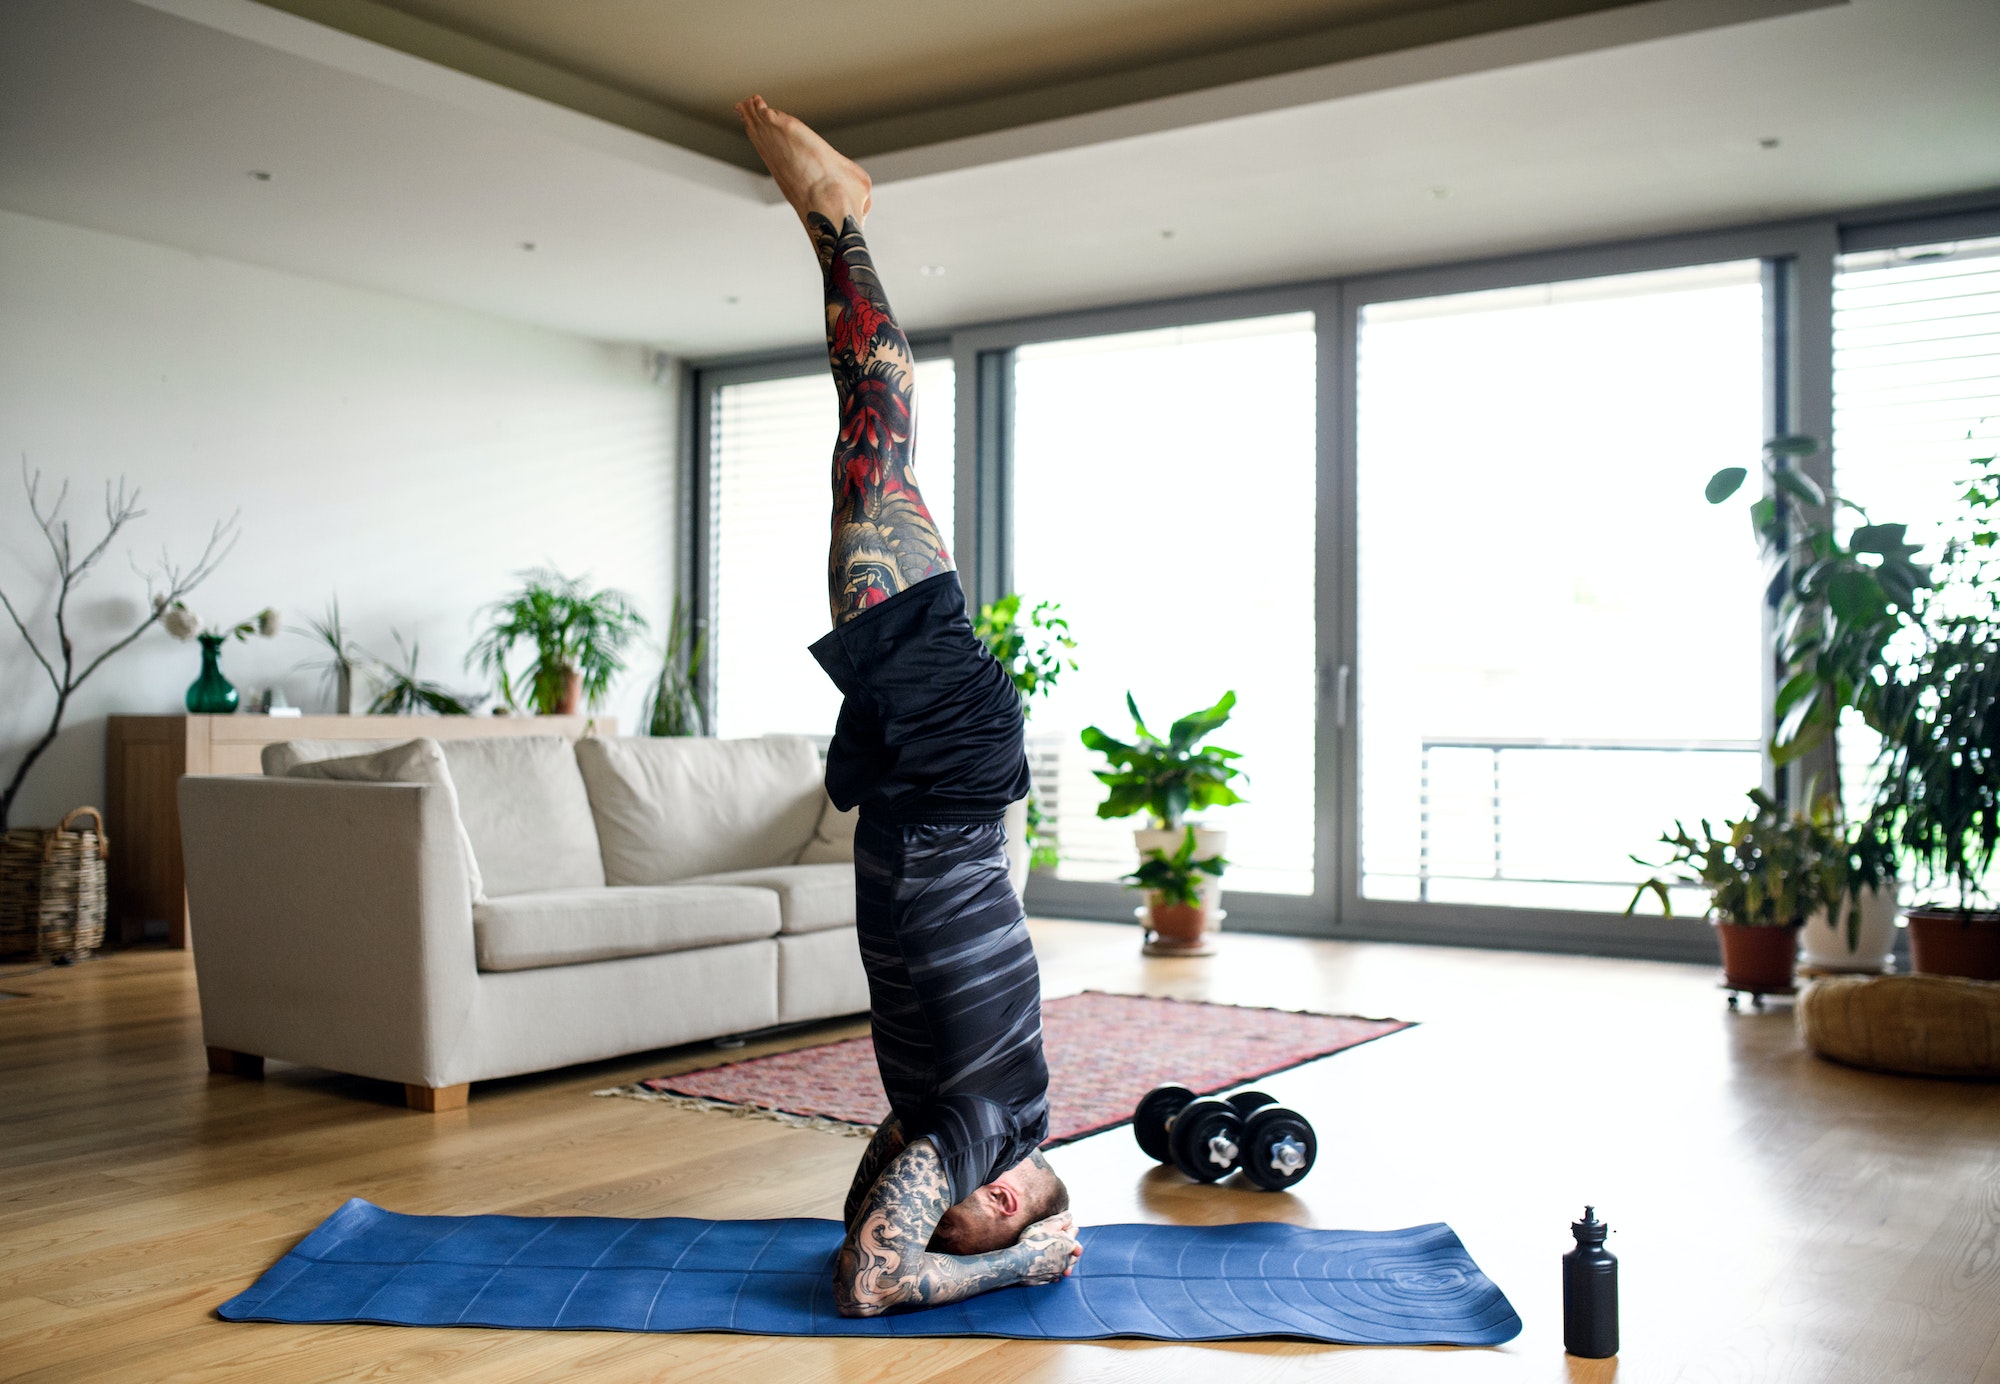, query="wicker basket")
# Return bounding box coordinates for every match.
[0,806,110,961]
